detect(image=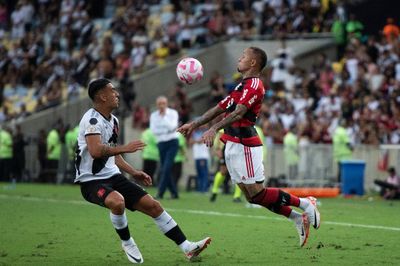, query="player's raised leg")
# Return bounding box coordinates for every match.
[240,183,314,246]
